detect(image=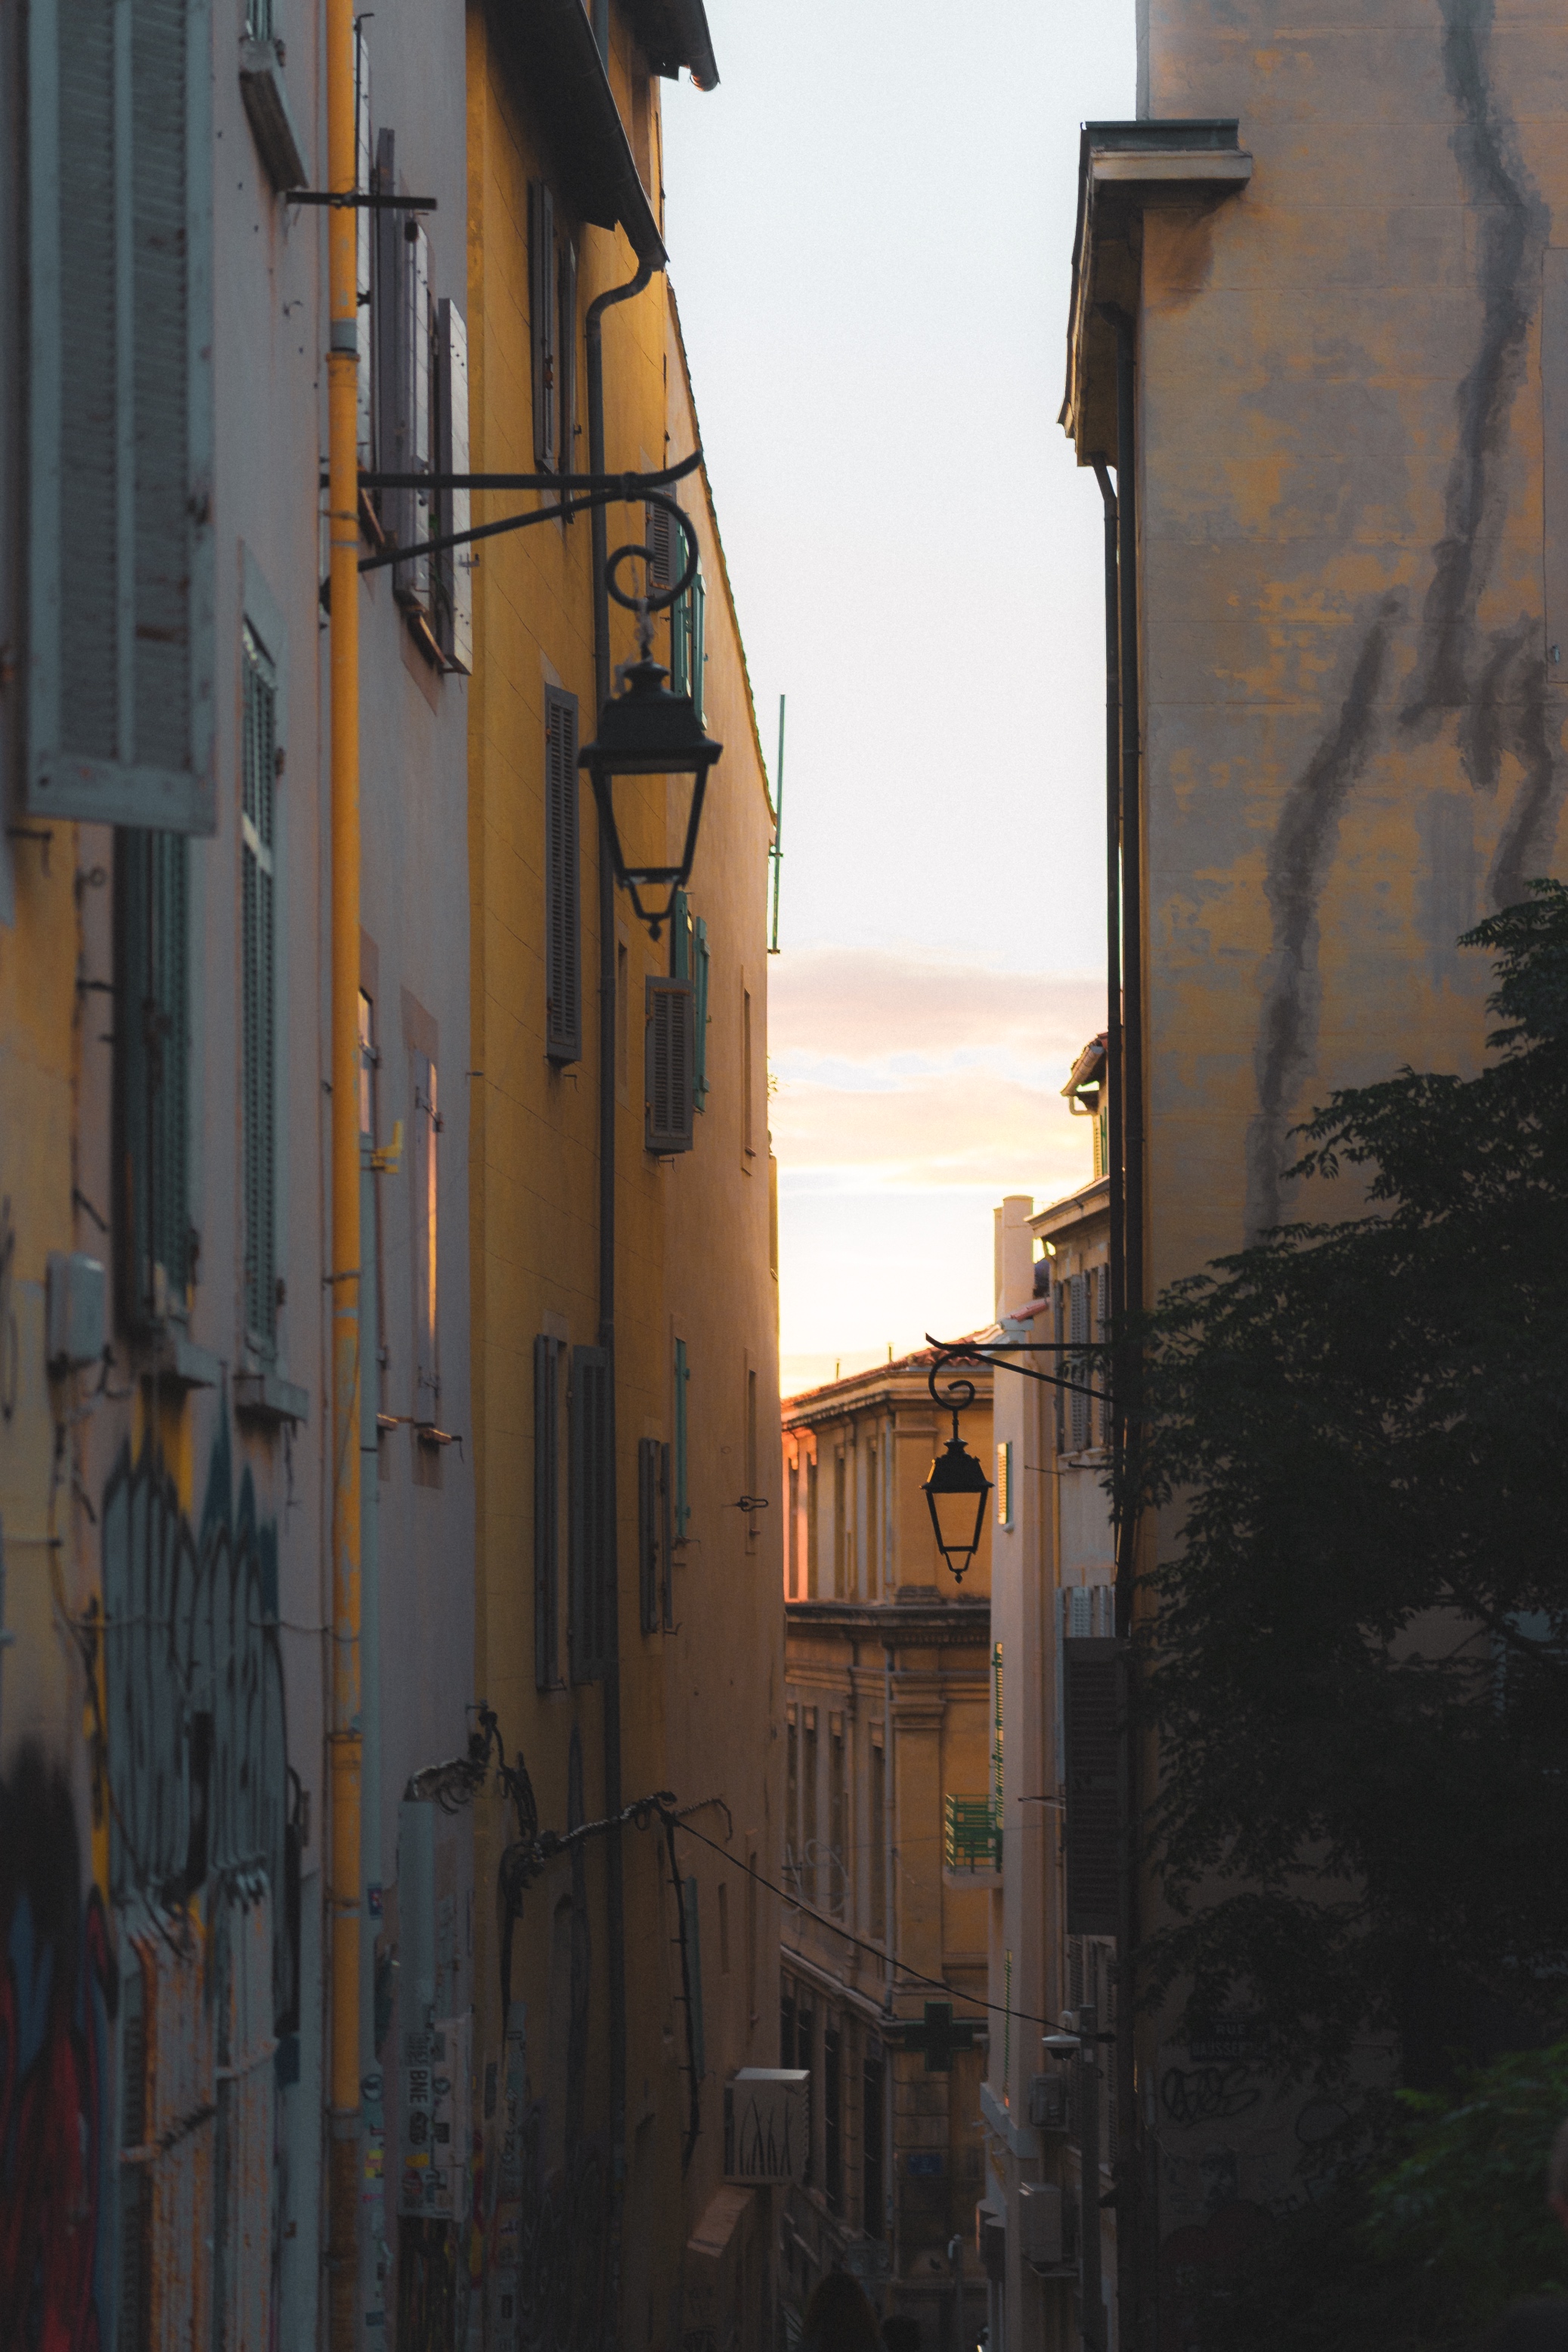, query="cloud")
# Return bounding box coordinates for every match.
[766,947,1104,1364]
